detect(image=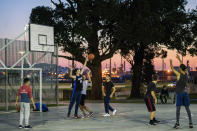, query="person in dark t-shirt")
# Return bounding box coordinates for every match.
[67,56,88,119]
[144,74,160,125]
[170,54,193,129]
[160,85,169,104]
[102,74,116,117]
